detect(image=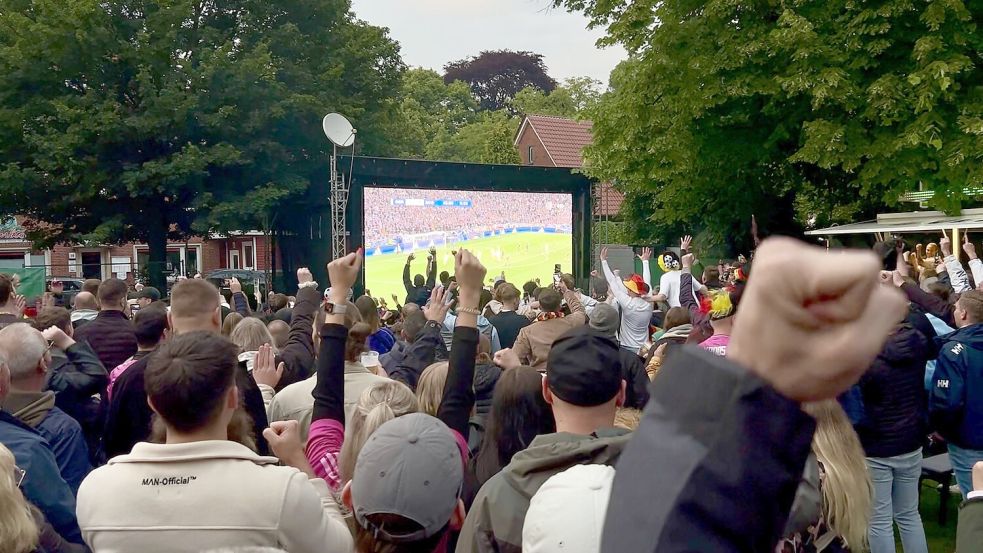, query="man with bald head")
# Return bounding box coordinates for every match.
[0,323,91,492]
[71,291,99,328]
[267,319,290,349]
[103,280,270,458]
